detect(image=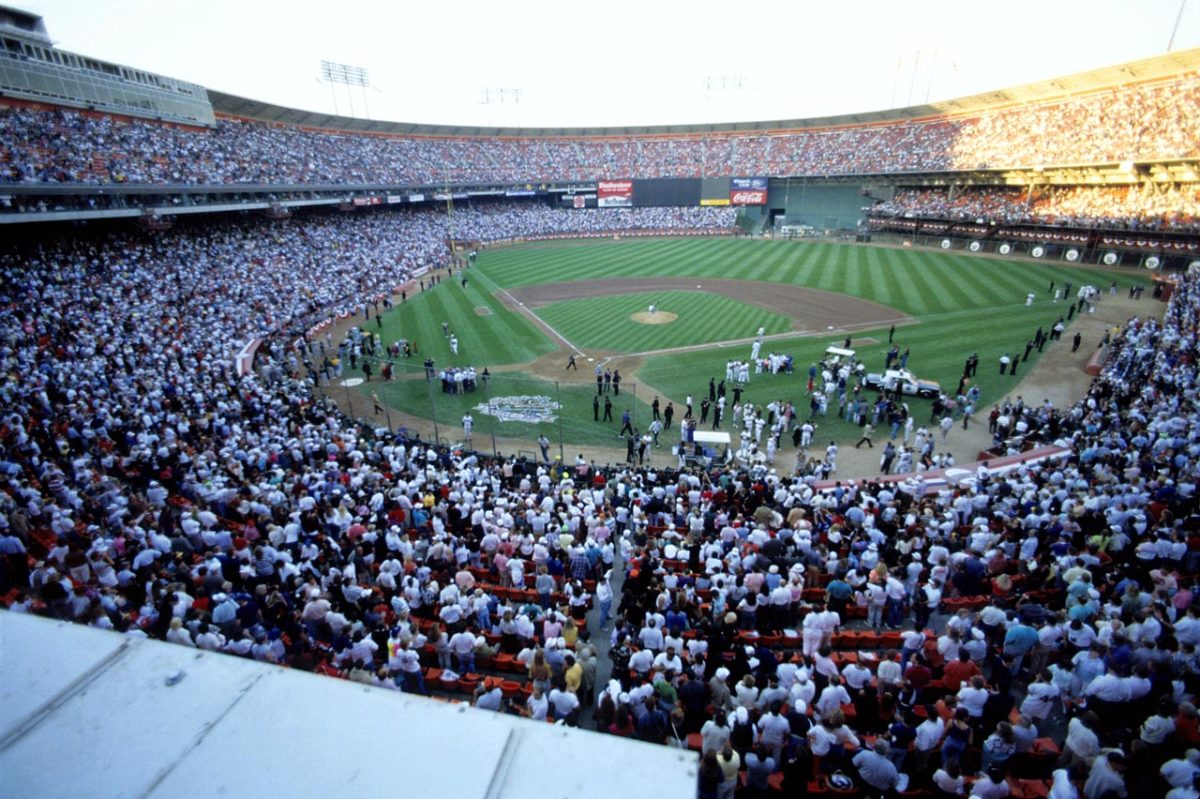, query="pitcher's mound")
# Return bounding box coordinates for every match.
[631,310,678,325]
